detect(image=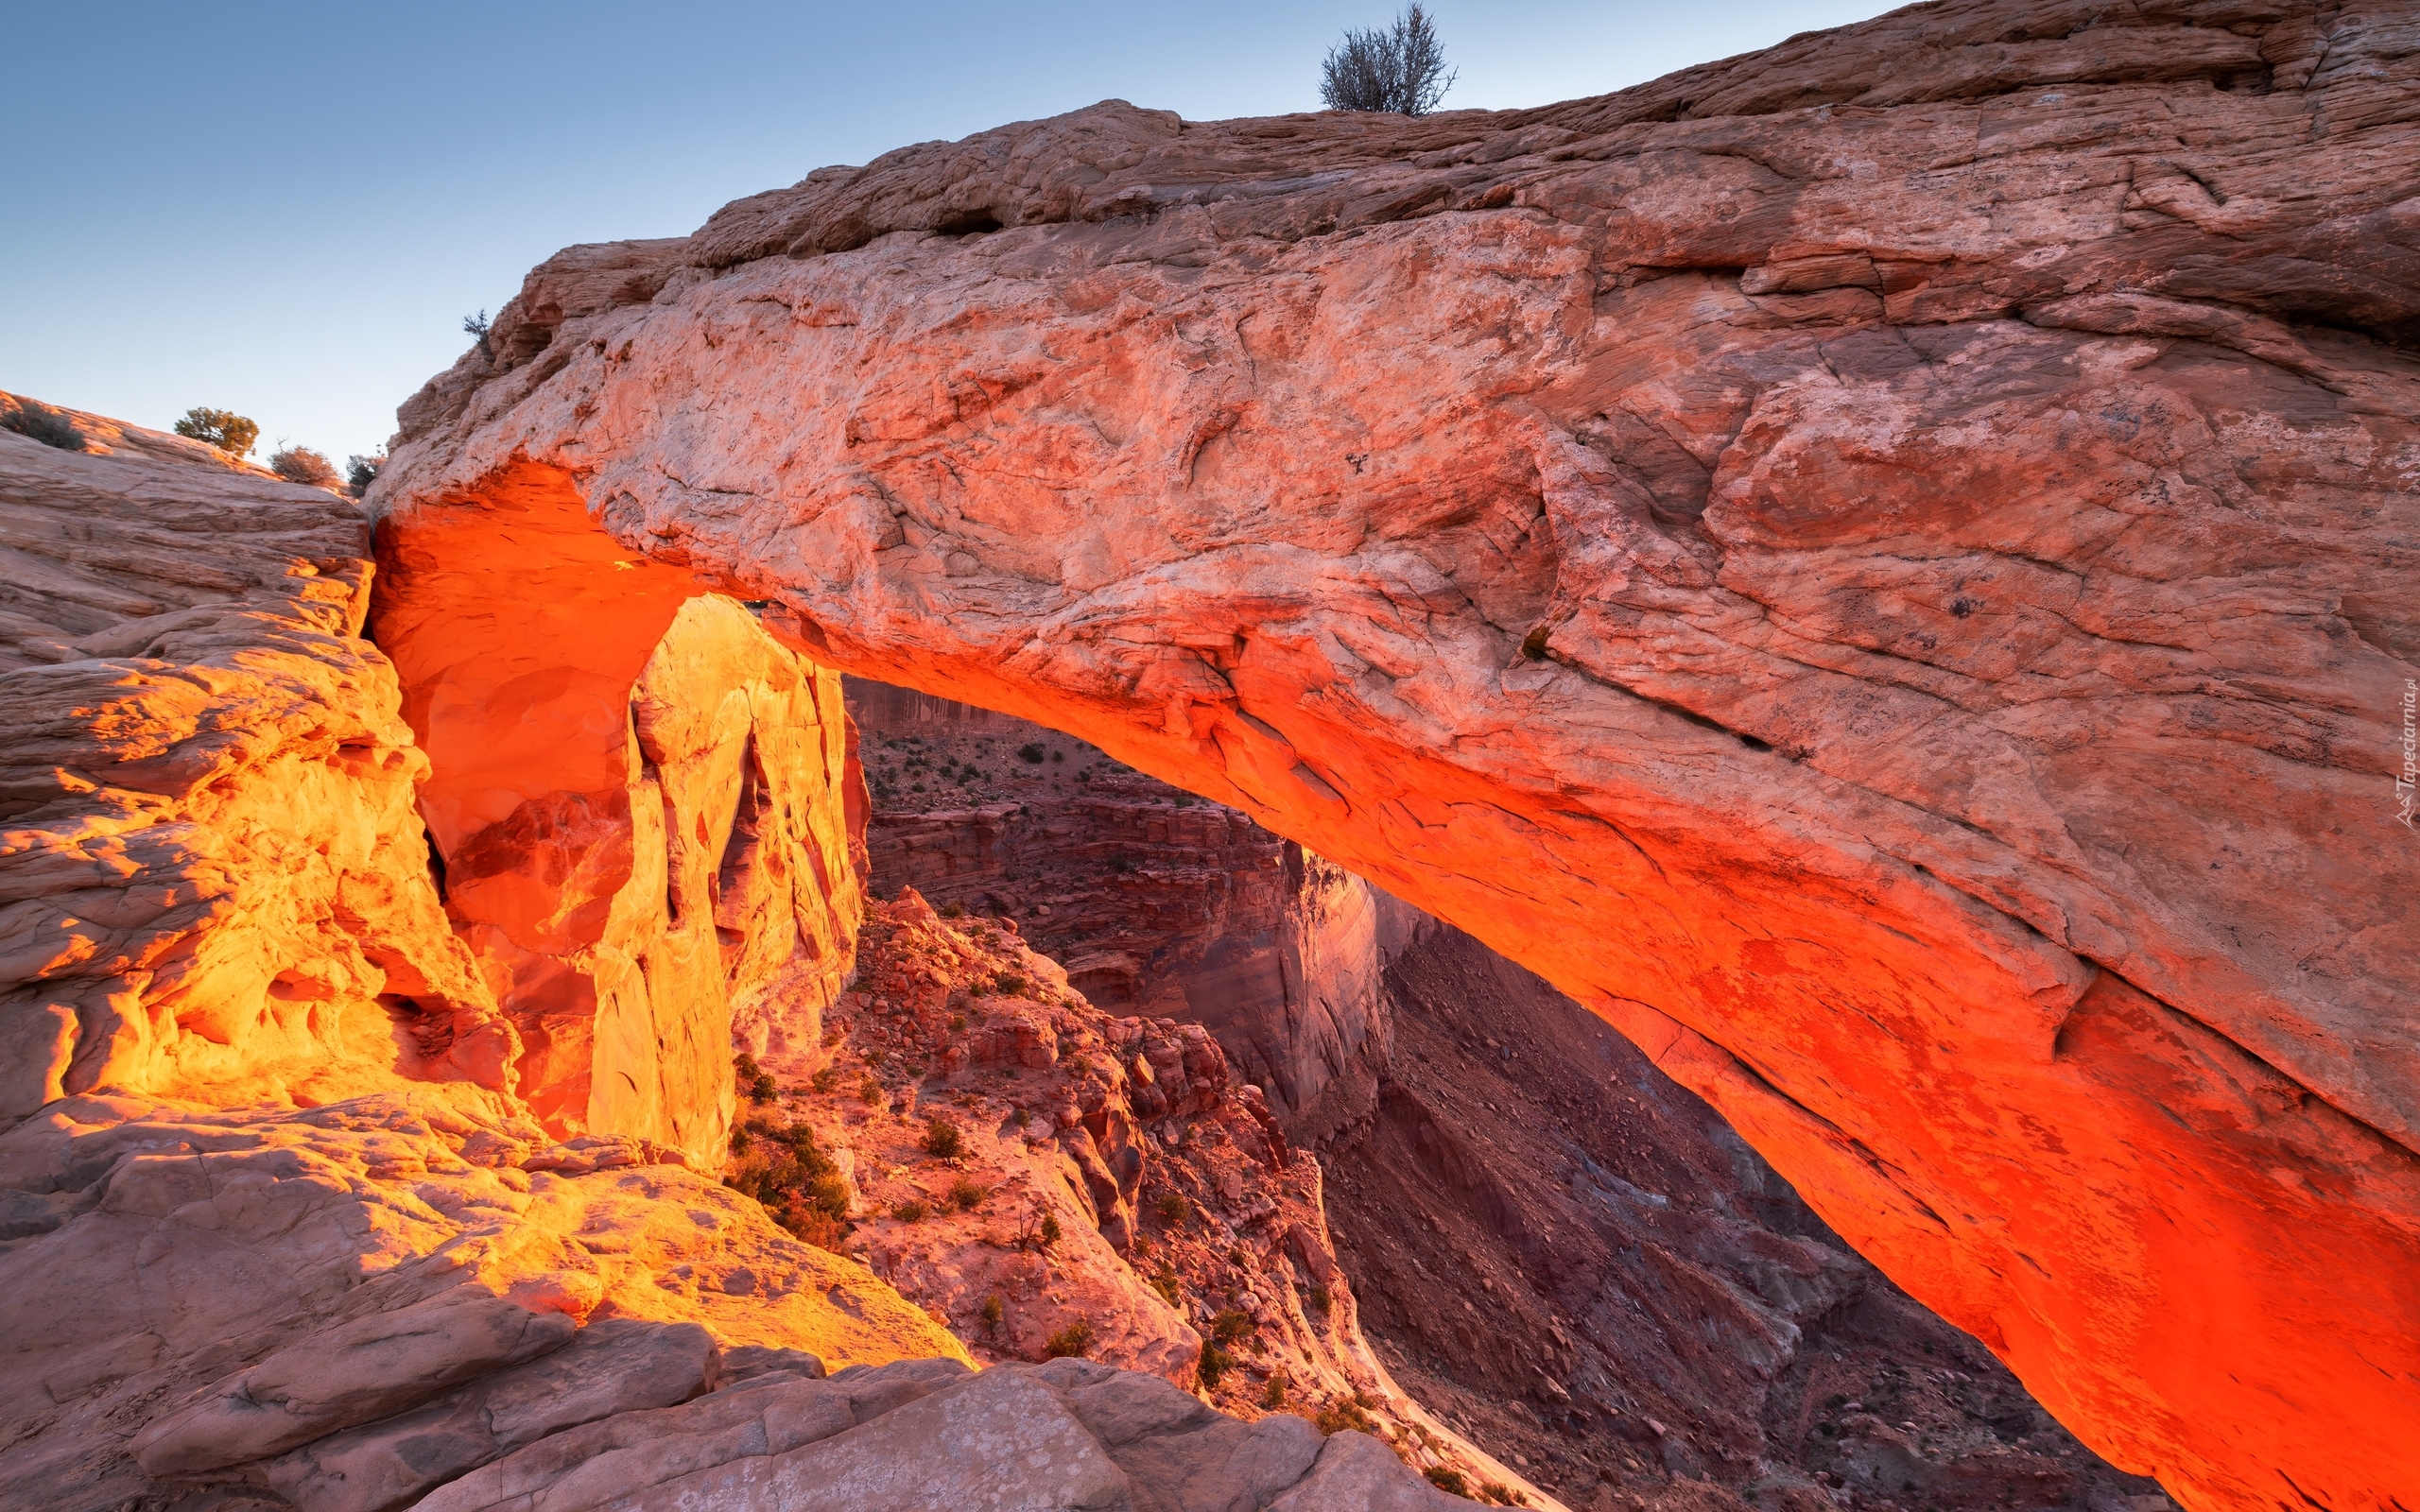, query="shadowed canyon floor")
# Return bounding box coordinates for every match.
[371,1,2420,1504]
